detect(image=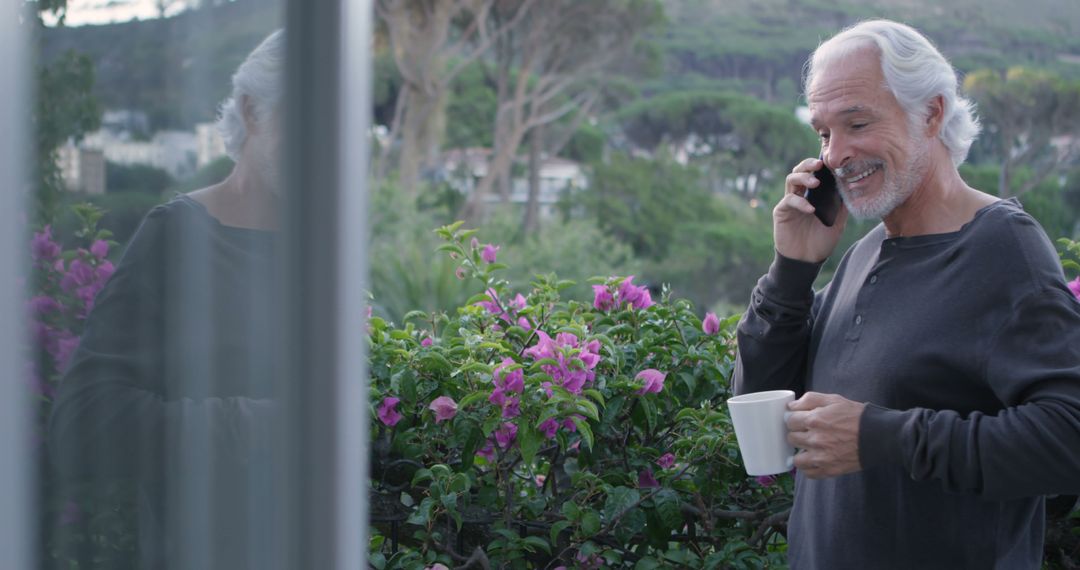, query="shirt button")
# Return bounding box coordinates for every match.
[870,275,878,284]
[855,315,863,325]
